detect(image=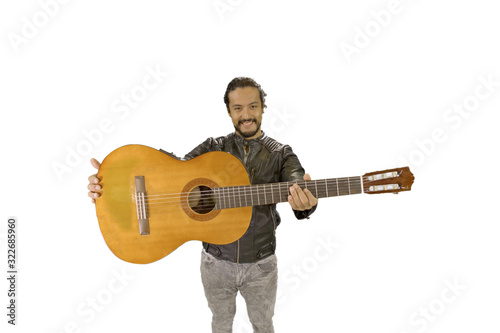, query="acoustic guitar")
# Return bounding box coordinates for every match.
[95,144,414,264]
